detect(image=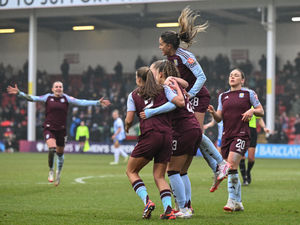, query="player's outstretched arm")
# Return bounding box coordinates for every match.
[7,84,46,102]
[99,97,111,107]
[7,84,19,95]
[66,95,111,107]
